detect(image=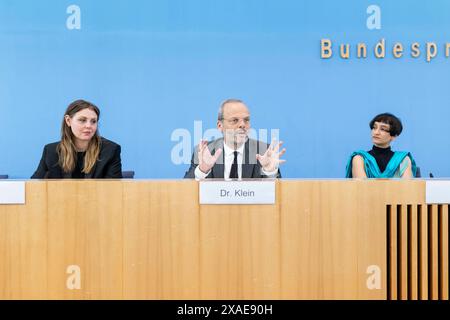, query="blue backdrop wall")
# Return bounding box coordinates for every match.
[1,0,449,178]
